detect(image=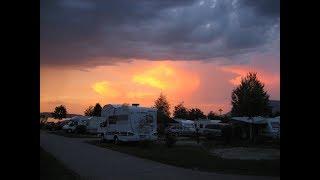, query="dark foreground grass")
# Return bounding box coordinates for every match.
[88,140,280,177]
[49,130,99,138]
[40,147,80,180]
